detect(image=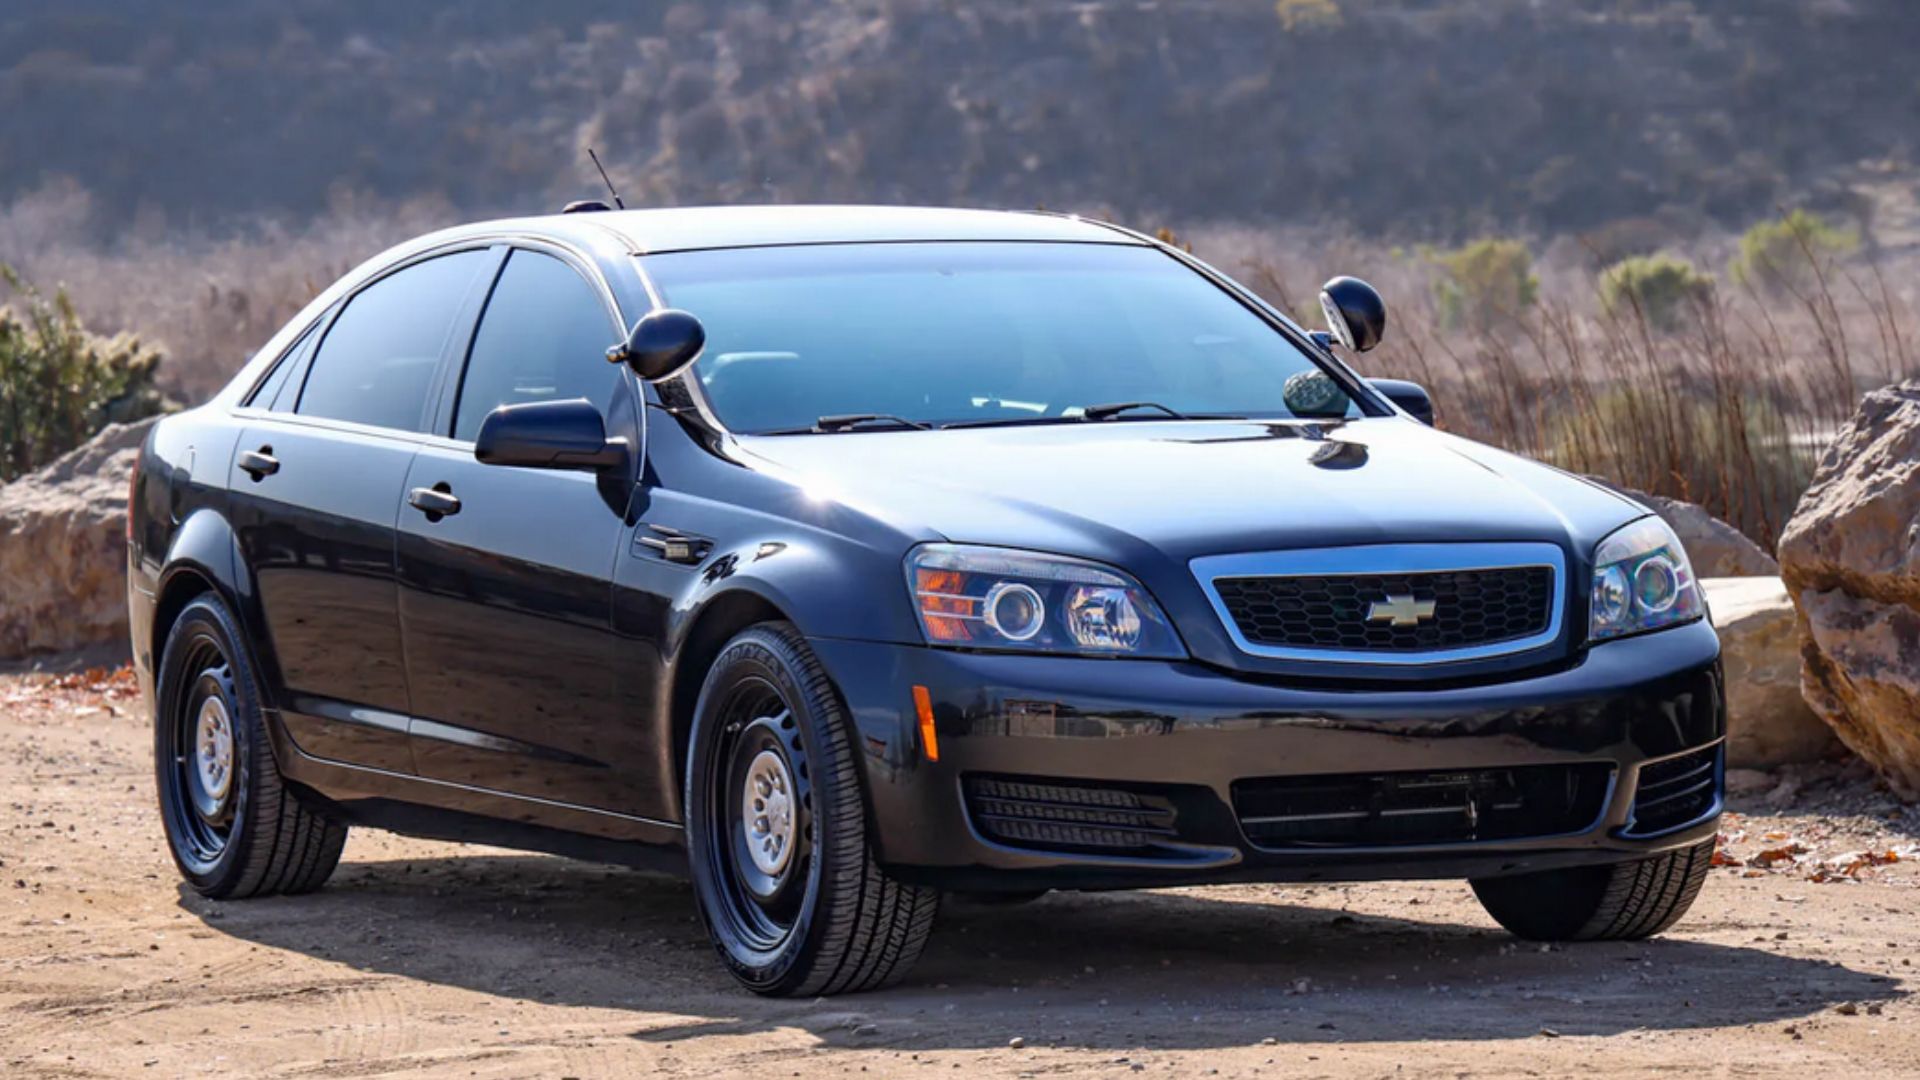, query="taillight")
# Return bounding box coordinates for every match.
[126,444,142,544]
